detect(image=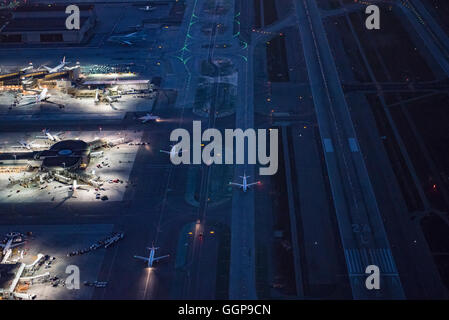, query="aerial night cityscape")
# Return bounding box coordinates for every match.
[0,0,448,310]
